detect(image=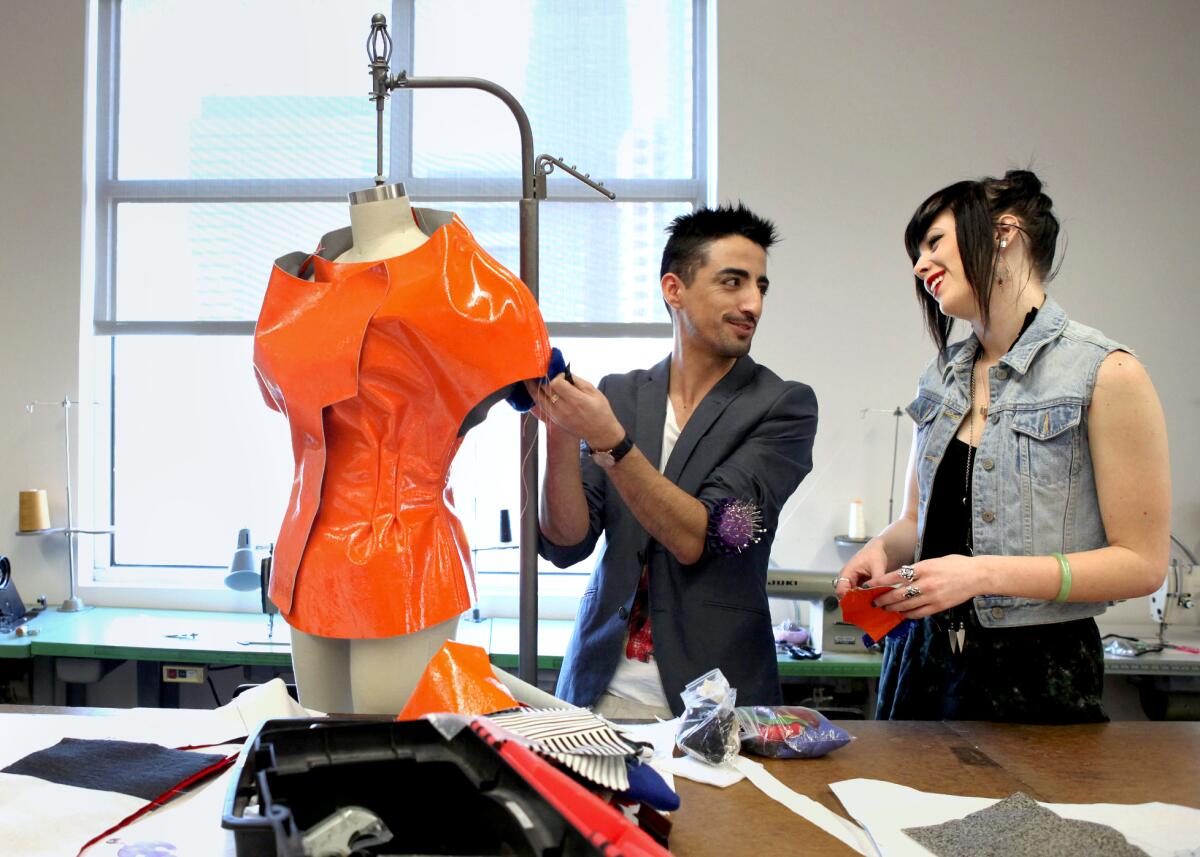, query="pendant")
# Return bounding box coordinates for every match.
[948,622,967,654]
[979,406,988,418]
